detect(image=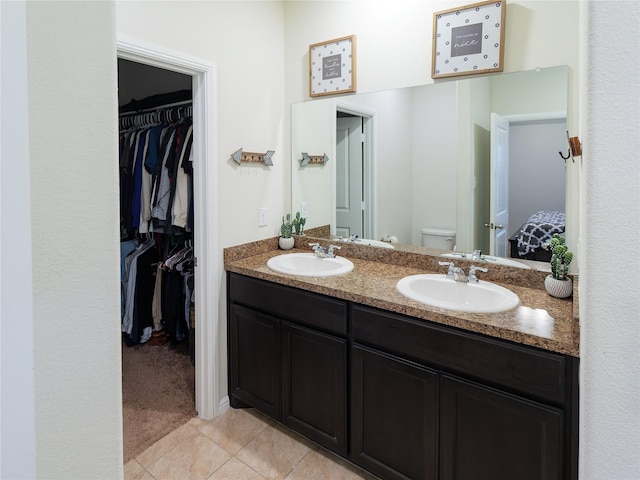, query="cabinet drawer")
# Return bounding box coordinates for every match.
[351,304,566,404]
[229,273,348,335]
